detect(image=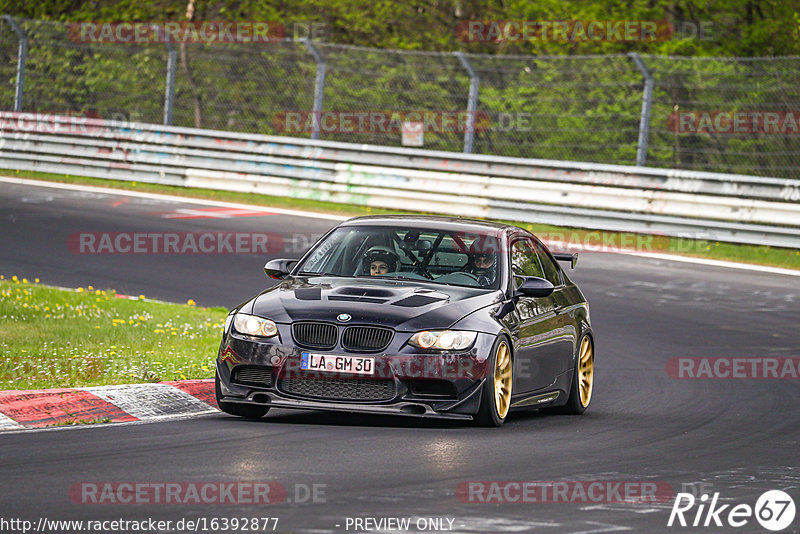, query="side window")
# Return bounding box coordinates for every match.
[536,247,562,287]
[510,239,545,286]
